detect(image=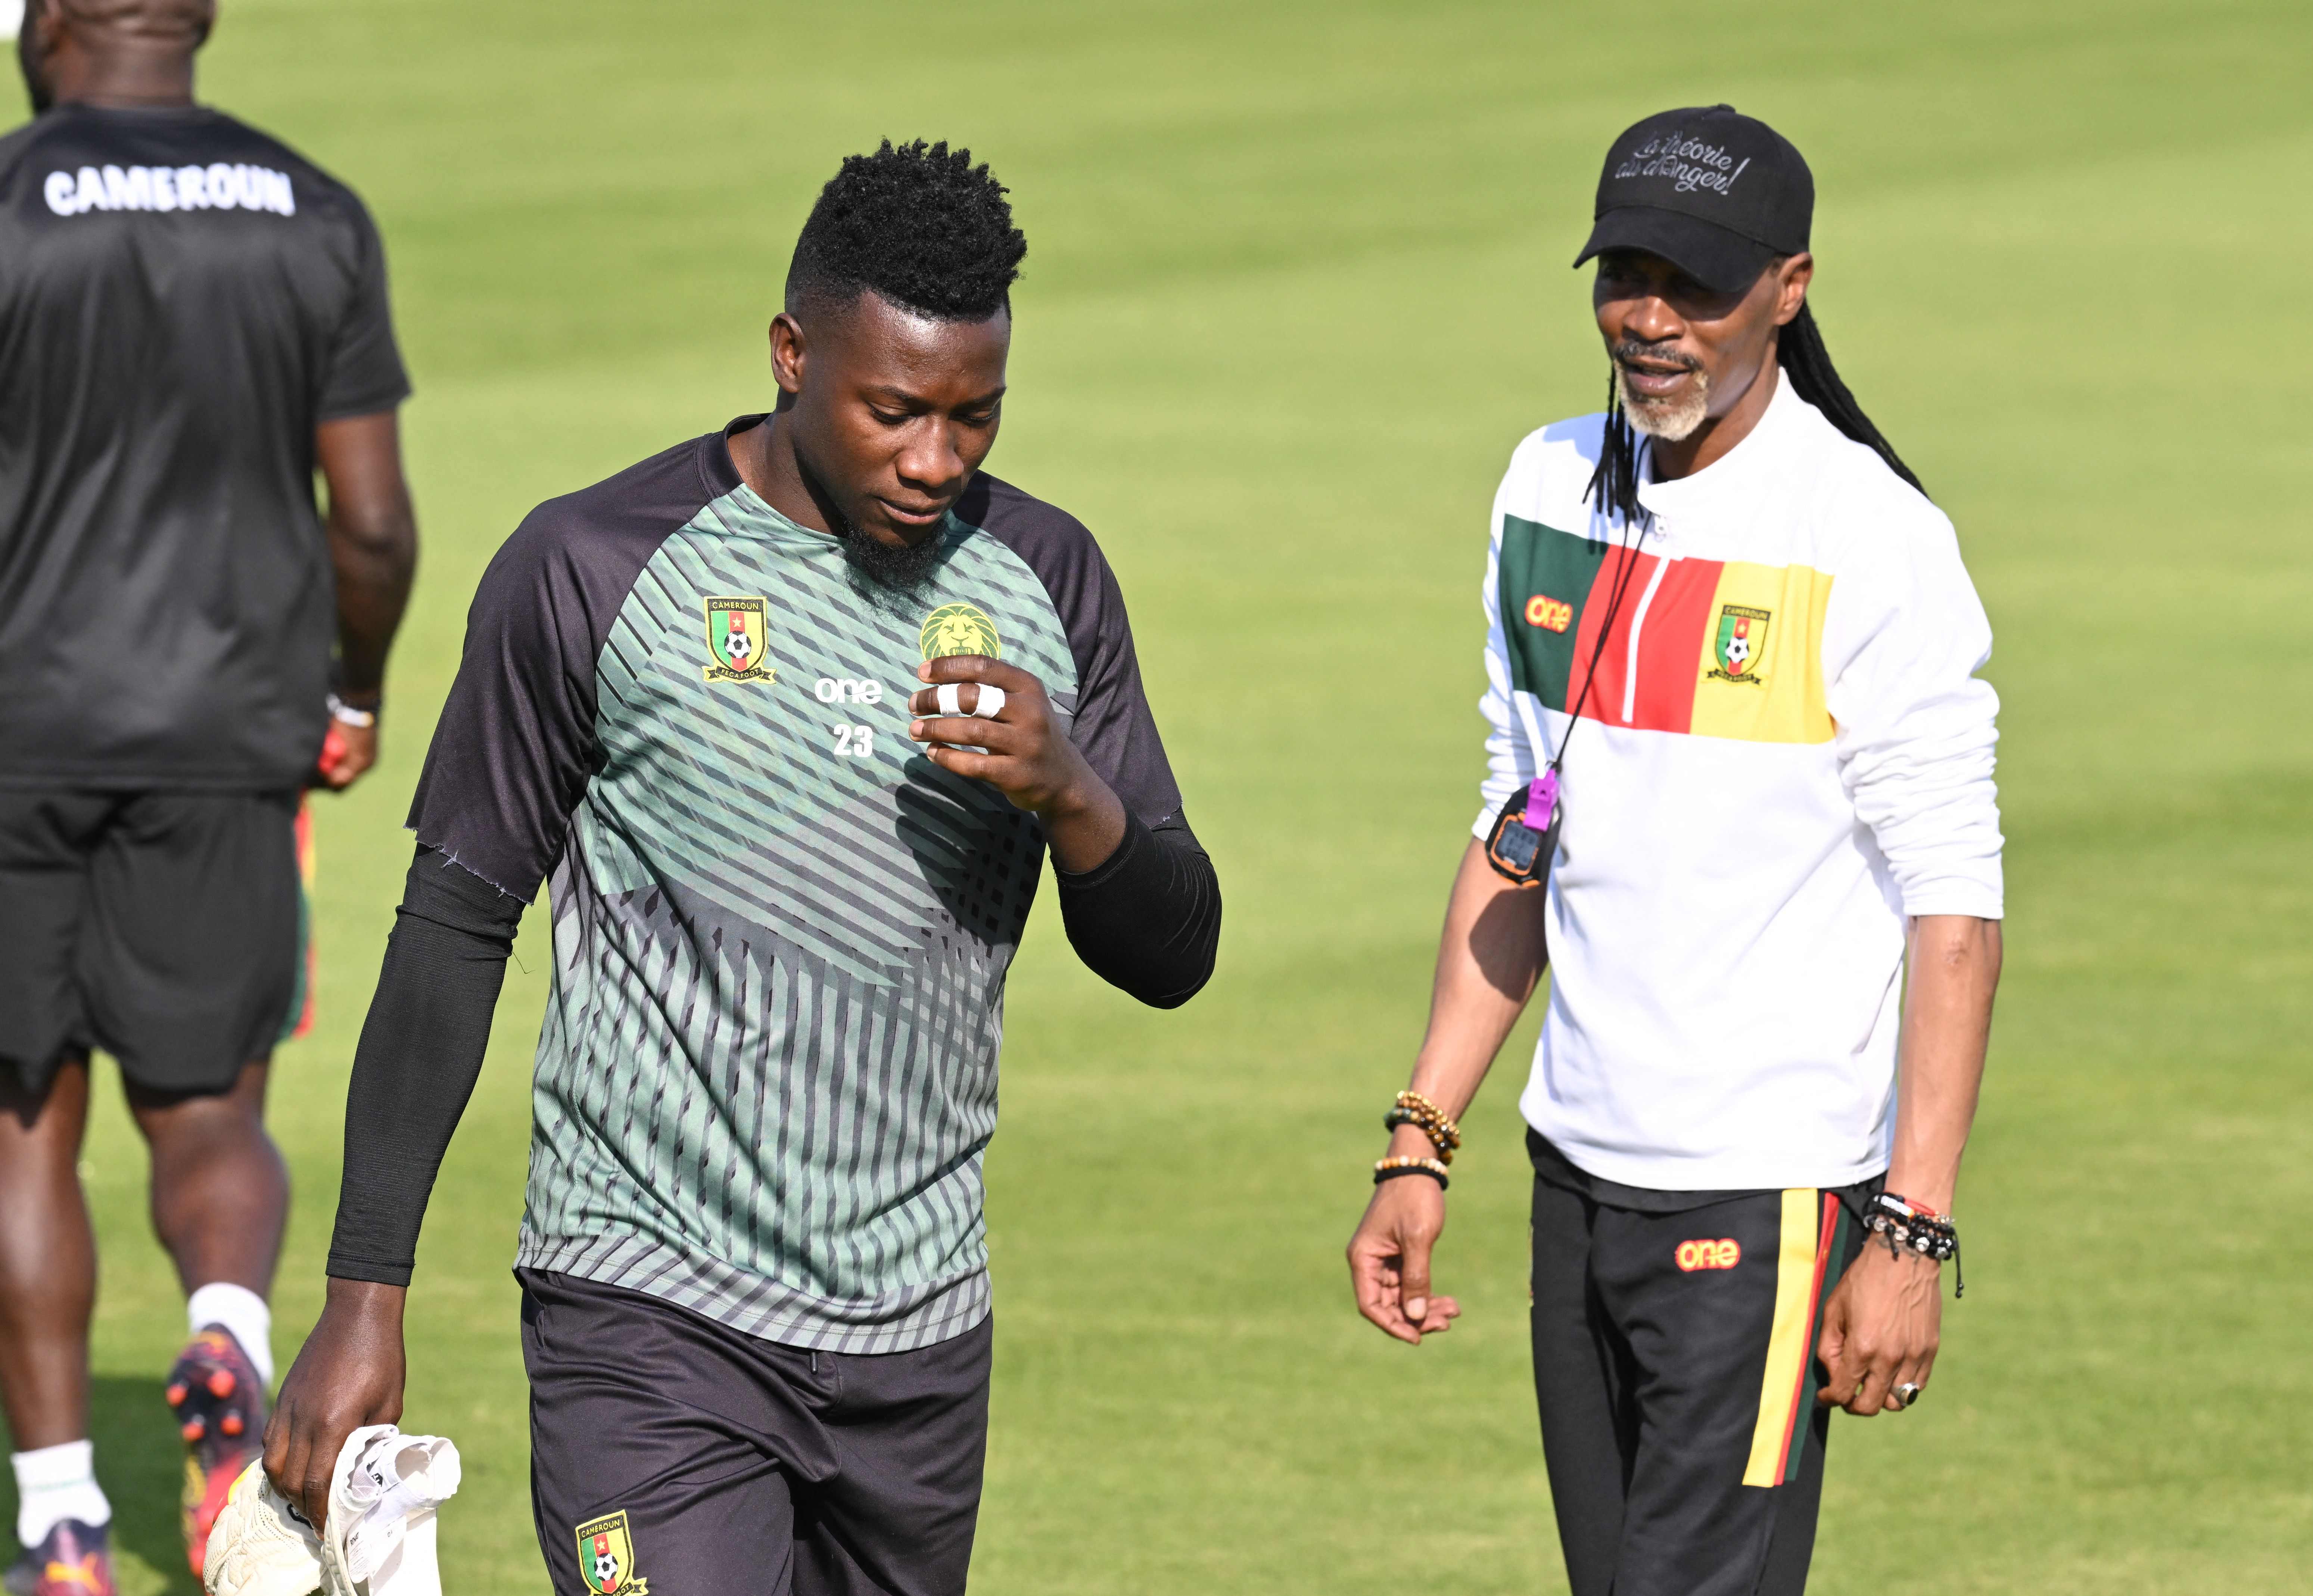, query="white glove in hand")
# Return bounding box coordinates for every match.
[321,1426,463,1596]
[202,1461,324,1596]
